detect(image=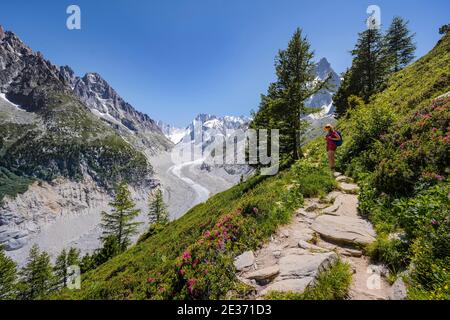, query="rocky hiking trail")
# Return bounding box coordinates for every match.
[235,173,405,300]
